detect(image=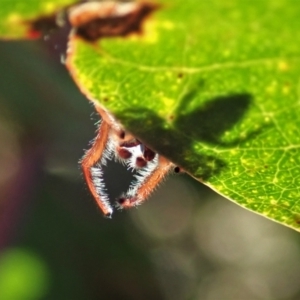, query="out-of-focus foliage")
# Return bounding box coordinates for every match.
[0,248,49,299]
